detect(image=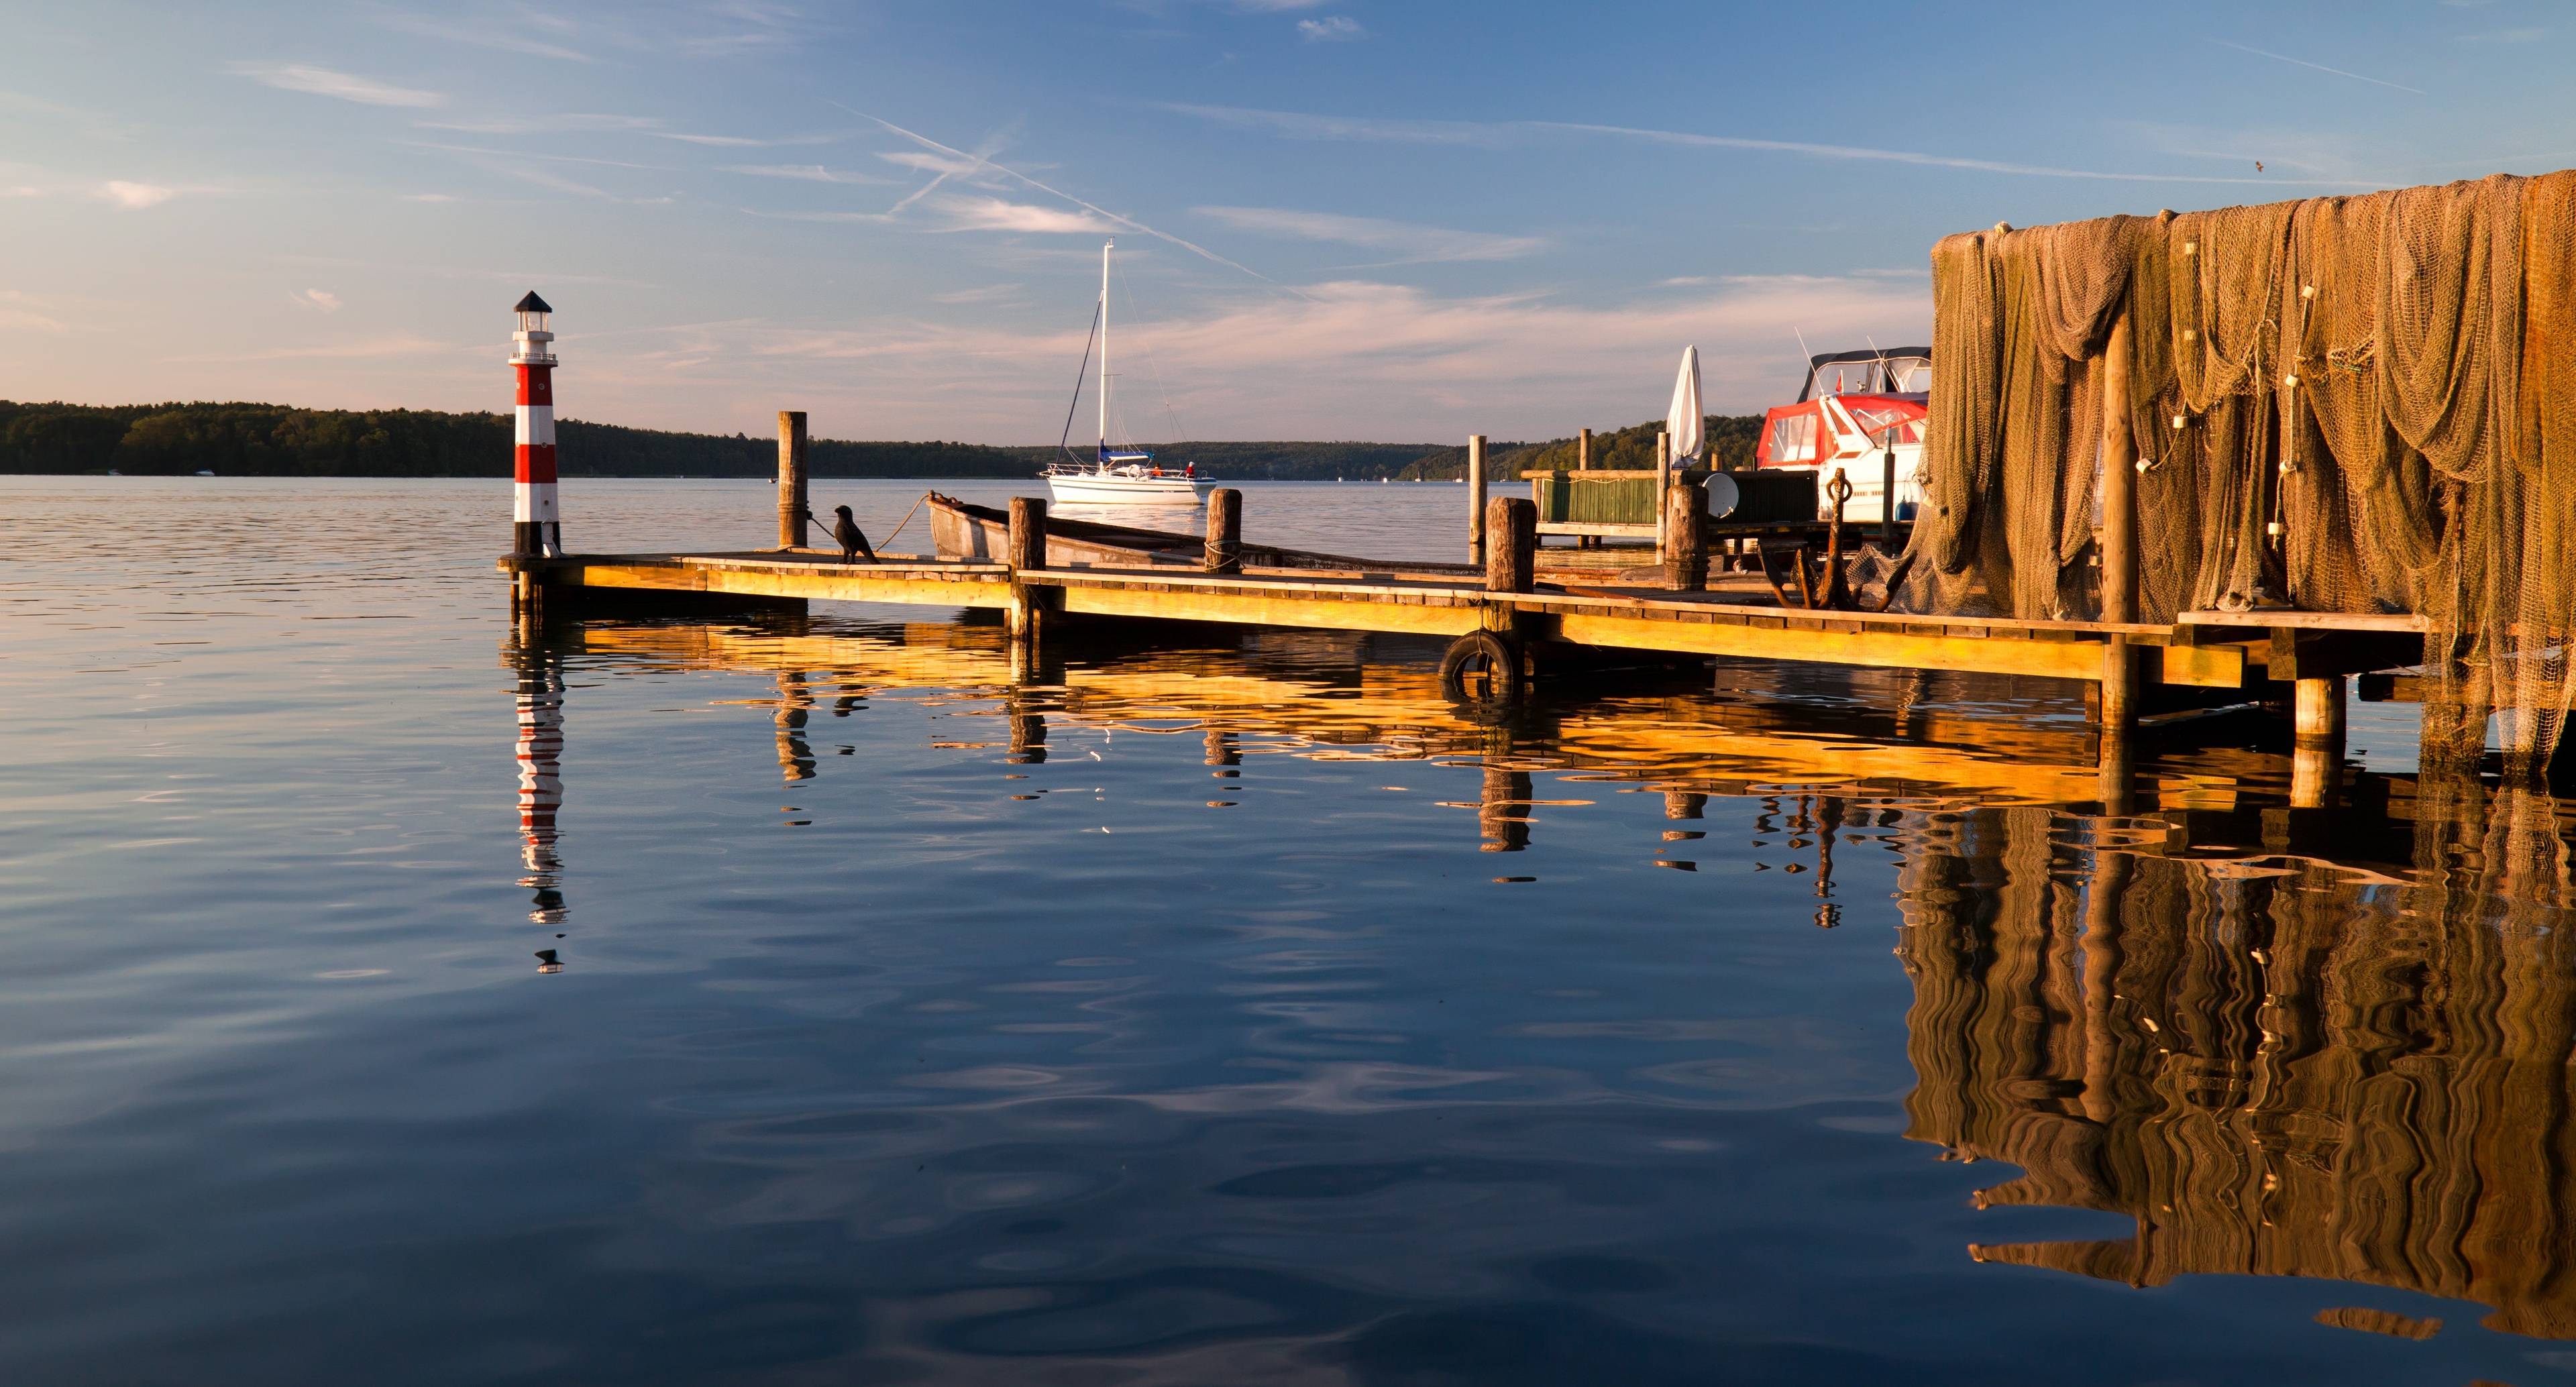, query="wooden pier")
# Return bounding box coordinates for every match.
[503,476,2439,801]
